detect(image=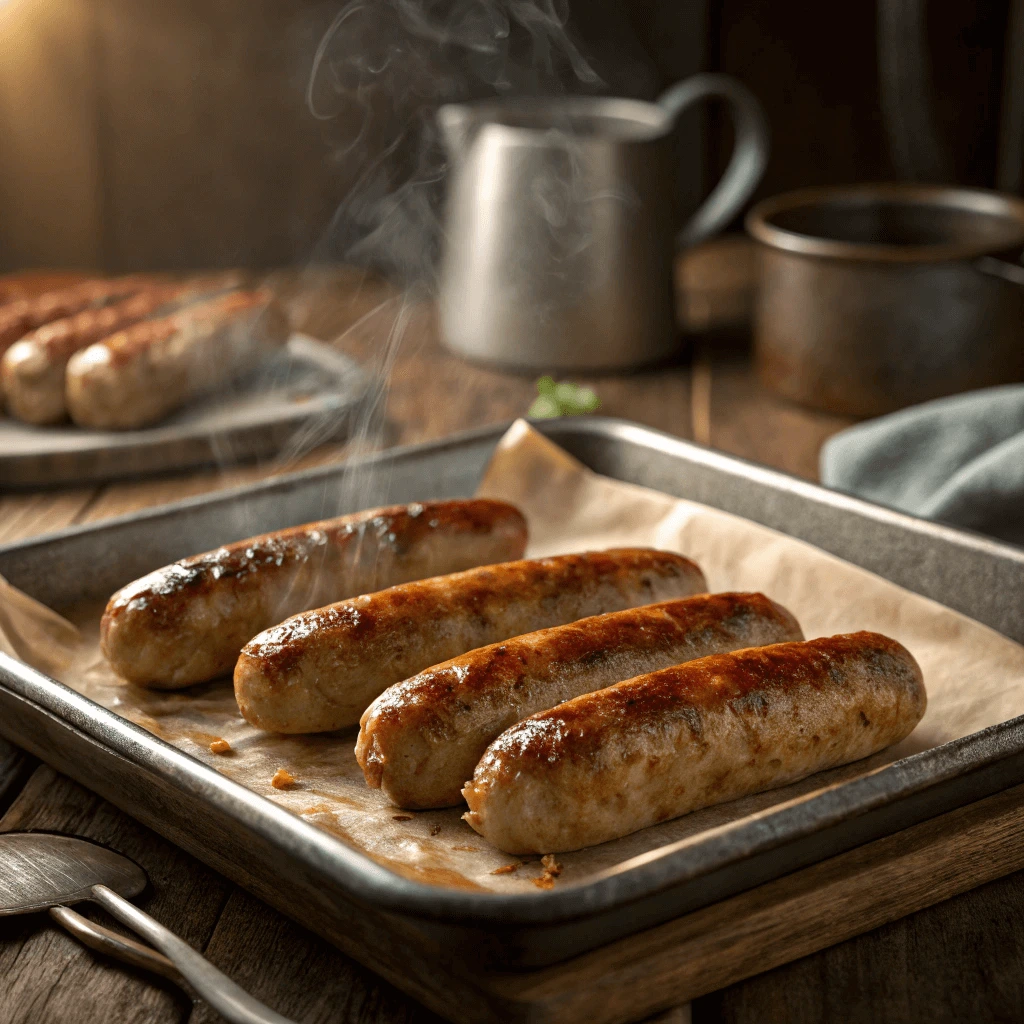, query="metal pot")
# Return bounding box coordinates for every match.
[747,184,1024,417]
